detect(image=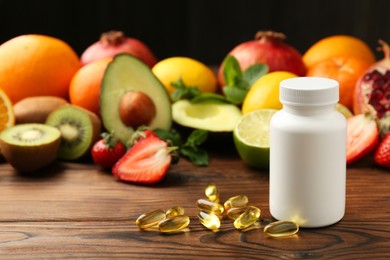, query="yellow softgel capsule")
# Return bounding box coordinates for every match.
[158,215,190,233]
[264,220,299,238]
[198,210,221,230]
[205,183,219,202]
[196,198,224,215]
[136,209,166,229]
[227,207,248,220]
[233,206,261,229]
[224,195,249,211]
[166,206,185,218]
